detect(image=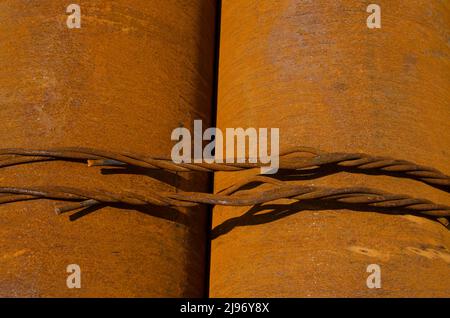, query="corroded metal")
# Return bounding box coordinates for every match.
[0,177,448,221]
[1,146,449,188]
[211,0,450,297]
[0,0,216,297]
